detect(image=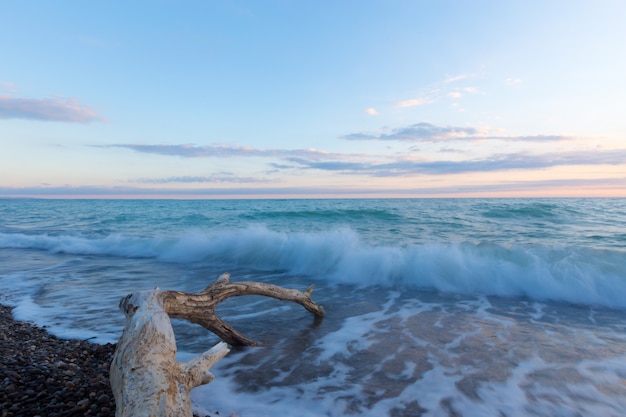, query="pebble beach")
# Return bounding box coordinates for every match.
[0,305,229,417]
[0,304,117,417]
